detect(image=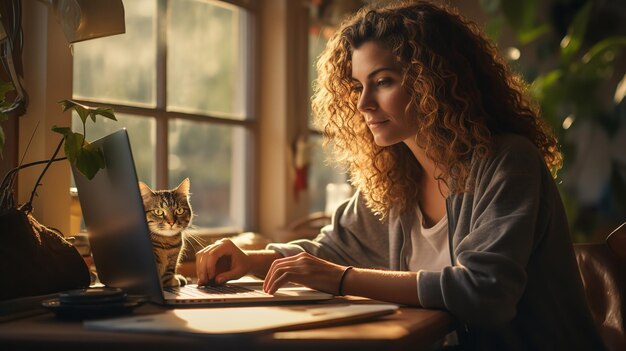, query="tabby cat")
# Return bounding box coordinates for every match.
[138,178,193,288]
